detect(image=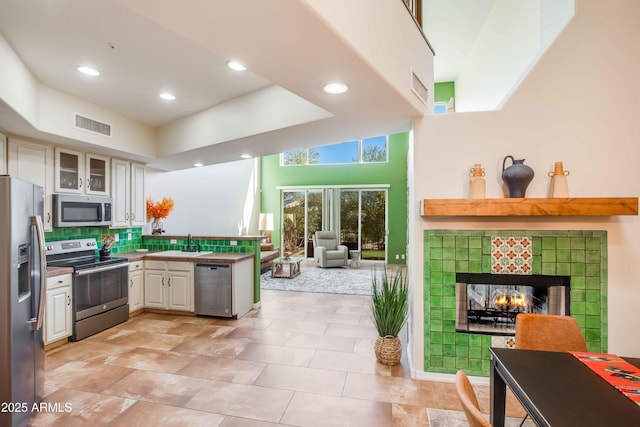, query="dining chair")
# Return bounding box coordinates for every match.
[514,313,587,352]
[455,370,492,427]
[513,313,587,426]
